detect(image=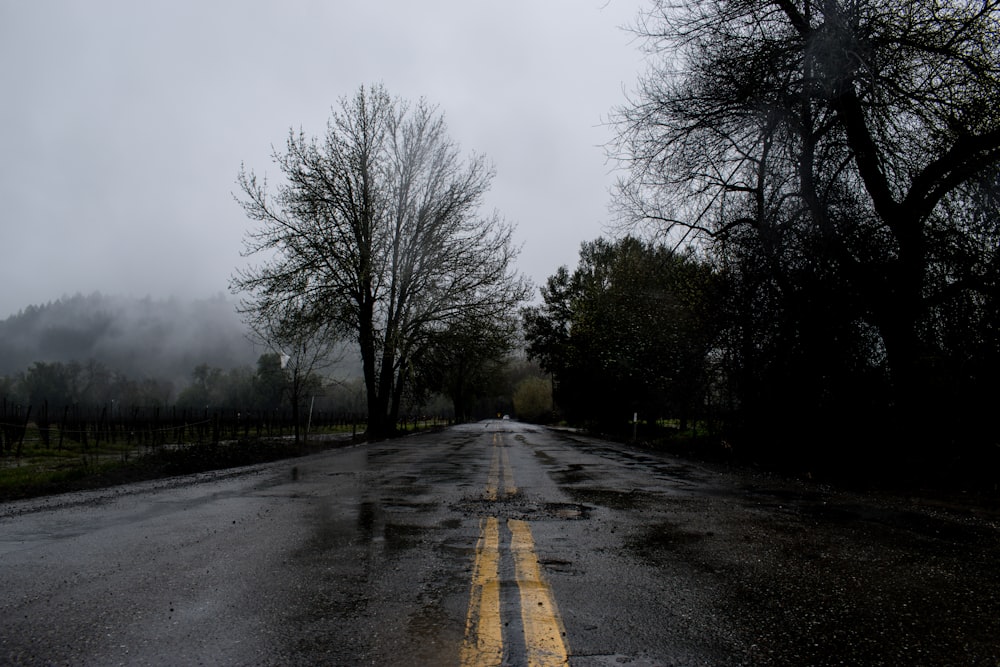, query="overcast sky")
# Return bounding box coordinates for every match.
[0,0,647,319]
